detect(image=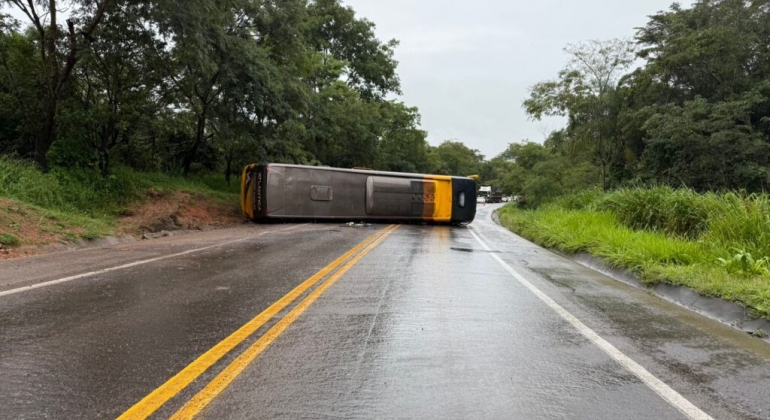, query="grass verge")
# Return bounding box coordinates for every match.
[0,157,241,250]
[498,204,770,319]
